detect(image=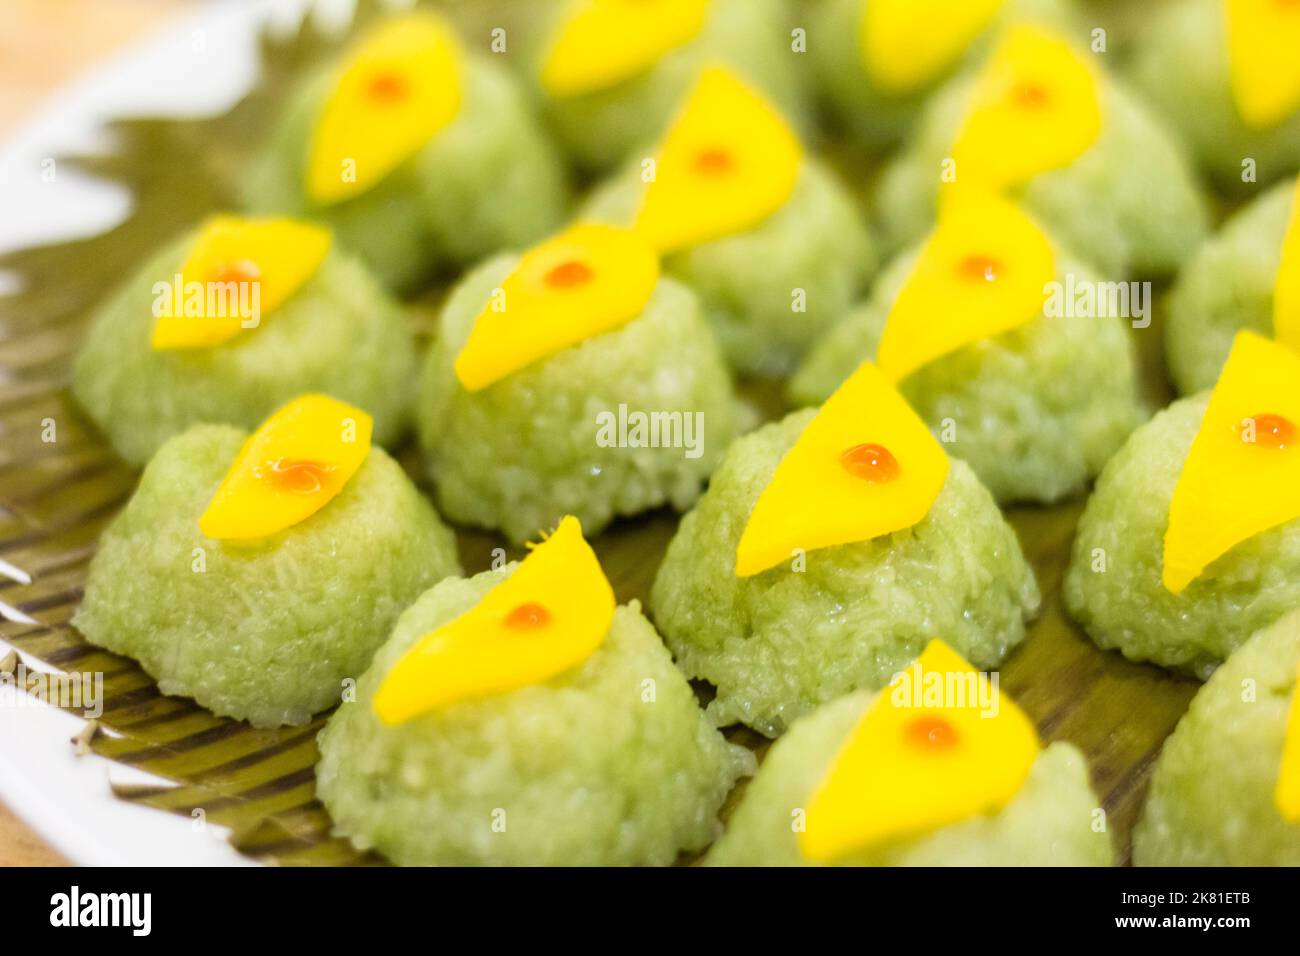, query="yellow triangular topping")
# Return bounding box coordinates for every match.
[199,394,372,541]
[372,516,616,724]
[150,216,331,351]
[540,0,710,97]
[1226,0,1300,129]
[454,223,660,391]
[735,362,949,577]
[306,12,462,205]
[634,67,803,254]
[800,639,1040,861]
[1275,180,1300,352]
[1163,332,1300,594]
[950,25,1101,192]
[1278,659,1300,822]
[876,191,1054,383]
[860,0,1004,92]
